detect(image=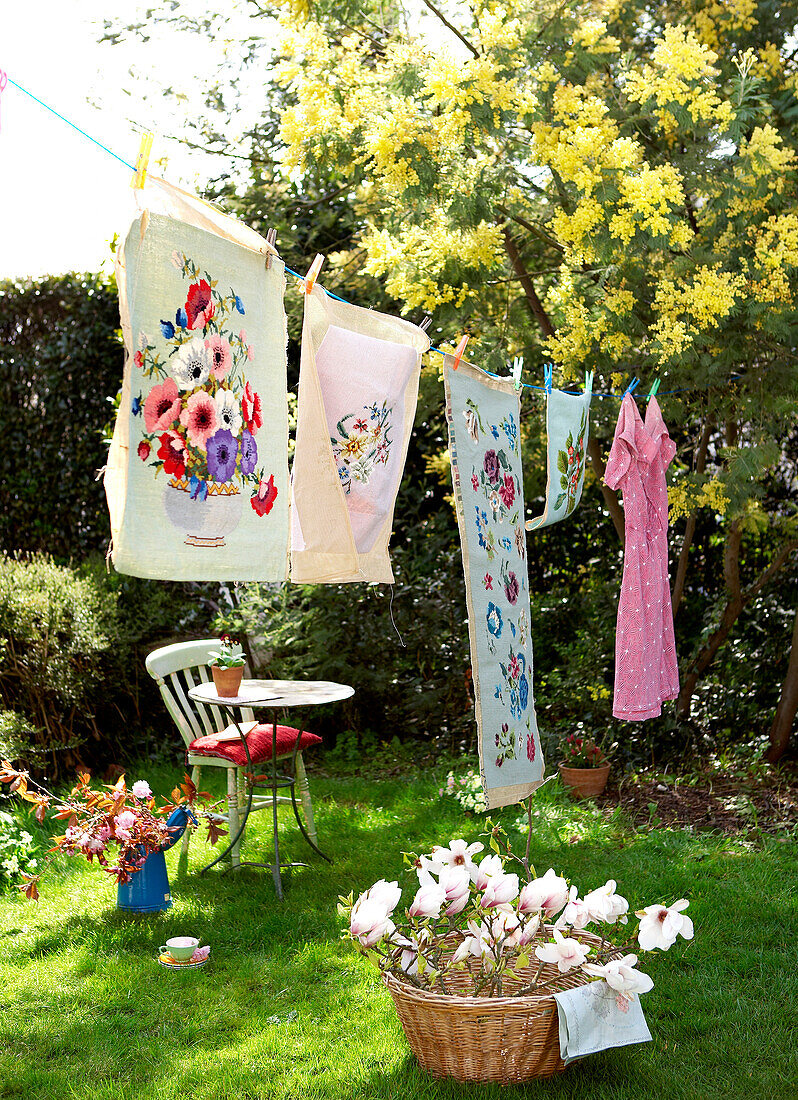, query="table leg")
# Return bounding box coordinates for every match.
[270,709,283,900]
